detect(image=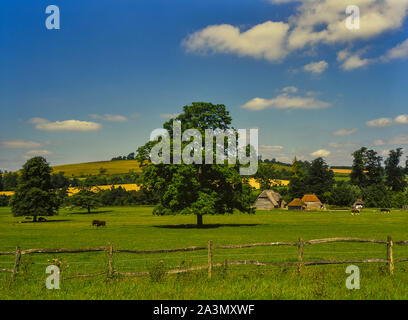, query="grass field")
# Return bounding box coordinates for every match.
[1,206,408,300]
[51,160,143,177]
